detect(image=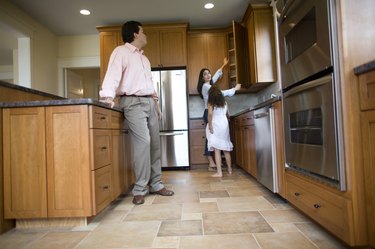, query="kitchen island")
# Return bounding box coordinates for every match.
[0,98,134,228]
